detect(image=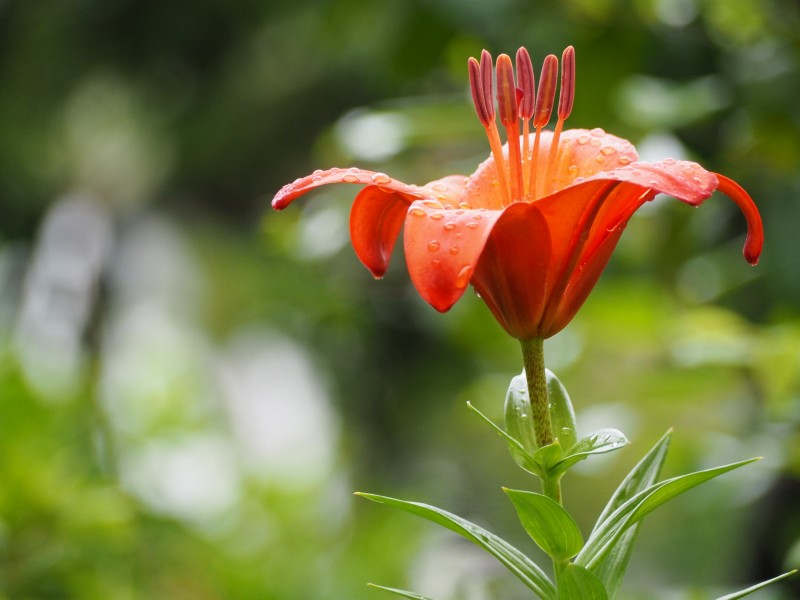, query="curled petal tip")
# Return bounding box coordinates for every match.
[714,173,764,266]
